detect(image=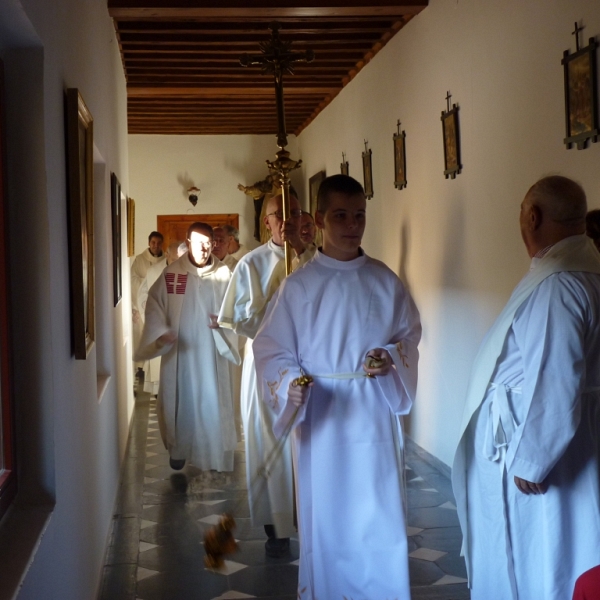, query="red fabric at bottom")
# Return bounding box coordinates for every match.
[573,565,600,600]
